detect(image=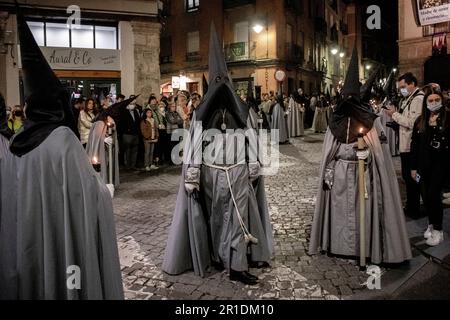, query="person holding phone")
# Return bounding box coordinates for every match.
[410,86,450,247]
